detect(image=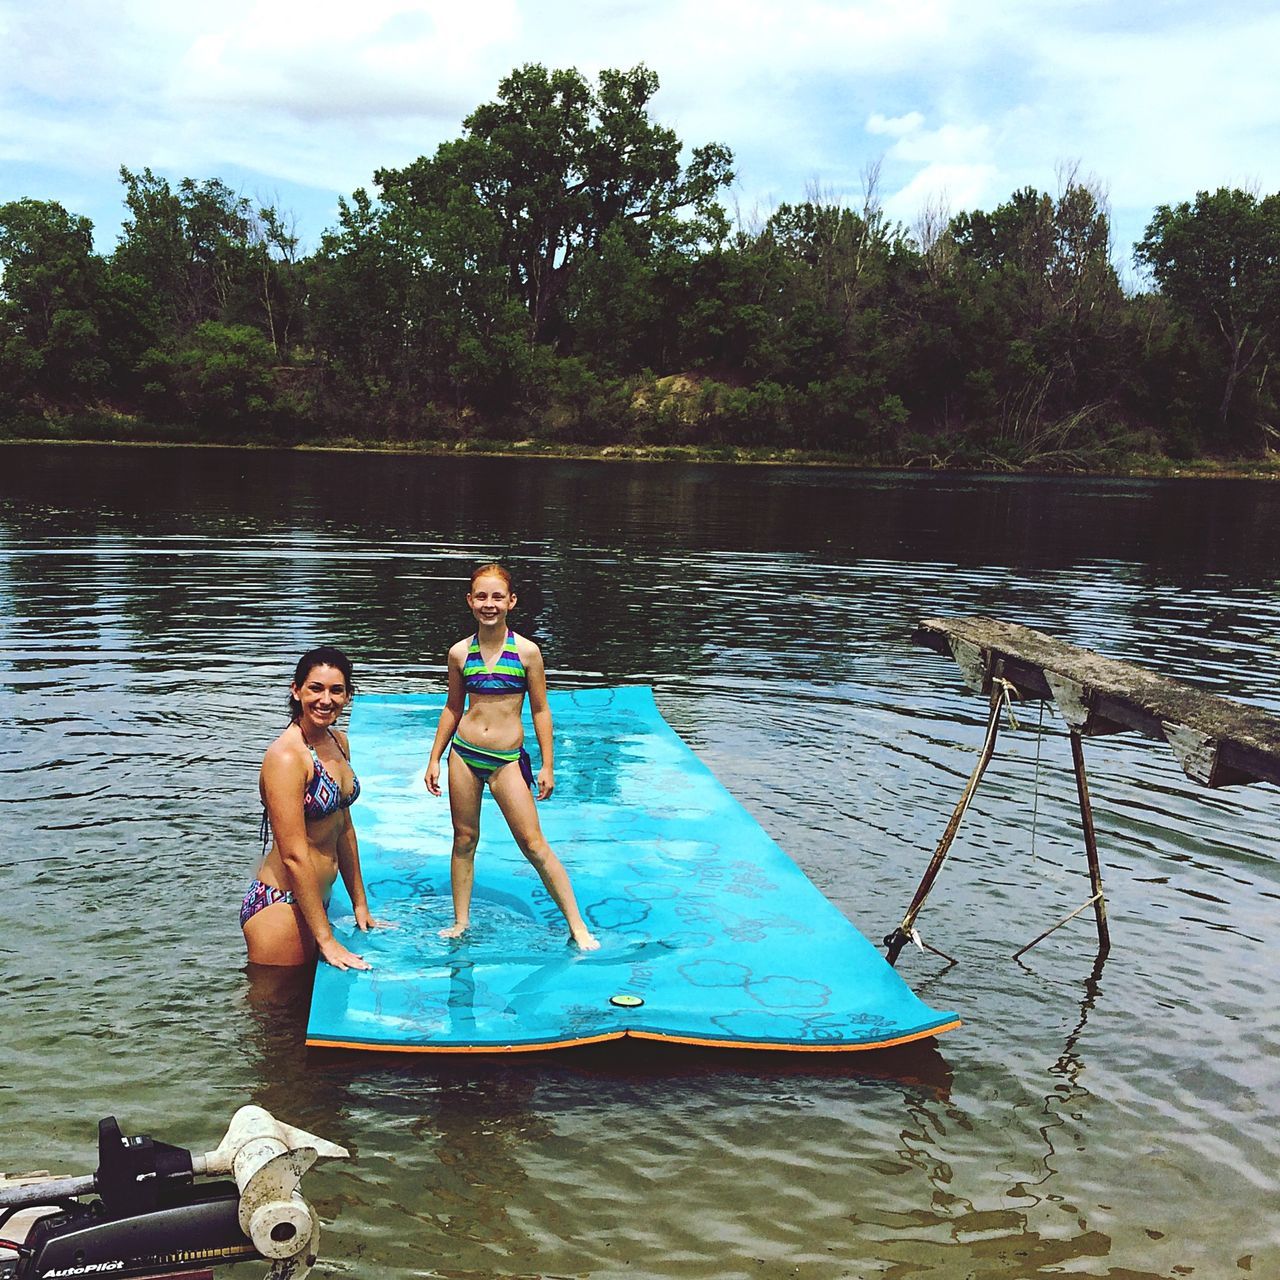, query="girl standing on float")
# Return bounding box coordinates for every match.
[424,564,599,950]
